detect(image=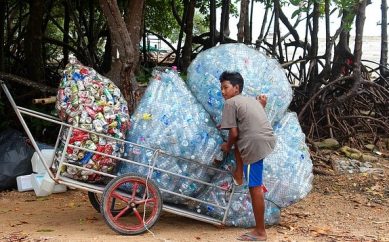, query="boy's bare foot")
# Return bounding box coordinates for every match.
[237,231,267,241]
